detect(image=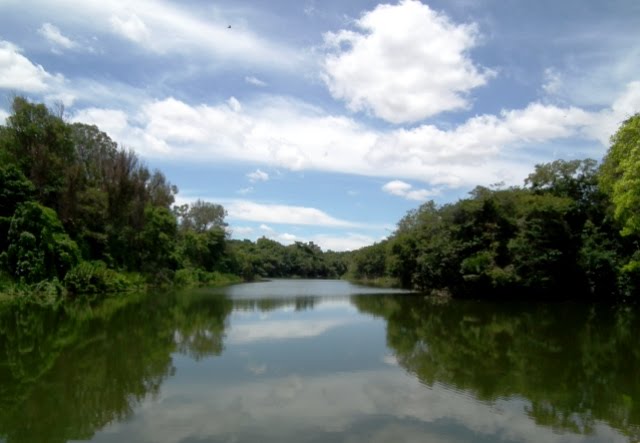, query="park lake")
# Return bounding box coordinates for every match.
[1,279,639,443]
